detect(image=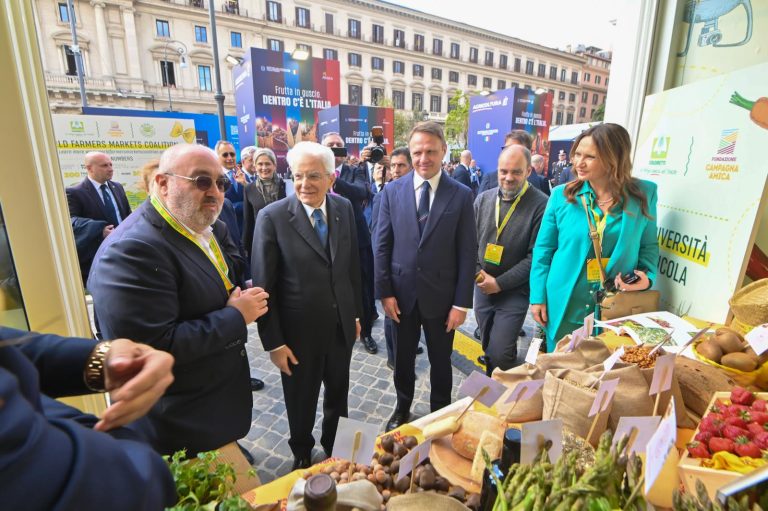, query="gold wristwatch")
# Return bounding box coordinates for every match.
[84,341,112,392]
